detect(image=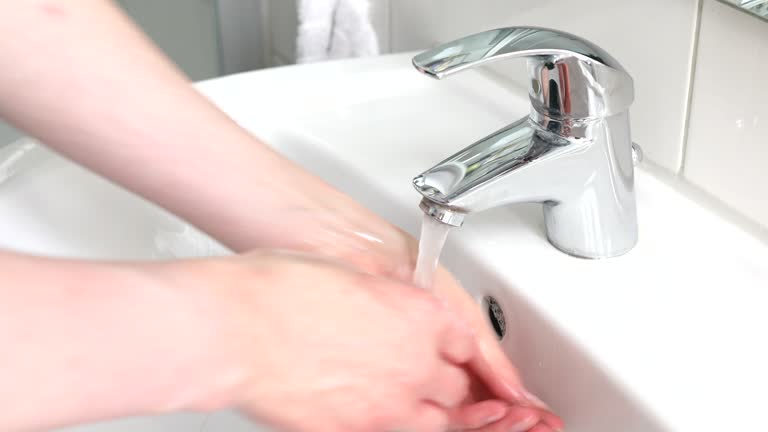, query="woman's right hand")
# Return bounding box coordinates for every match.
[167,251,487,432]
